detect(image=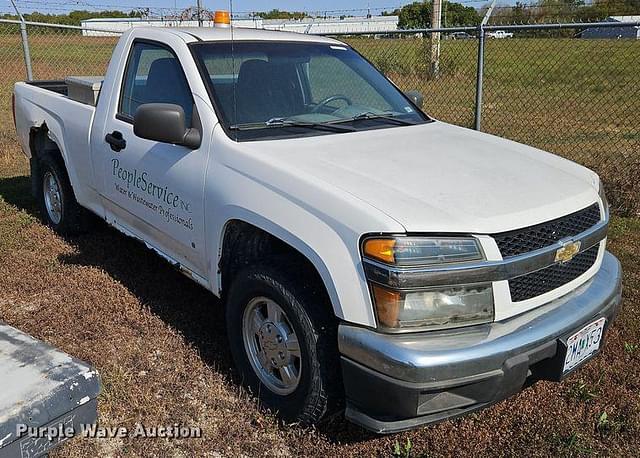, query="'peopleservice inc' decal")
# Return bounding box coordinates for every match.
[112,158,193,231]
